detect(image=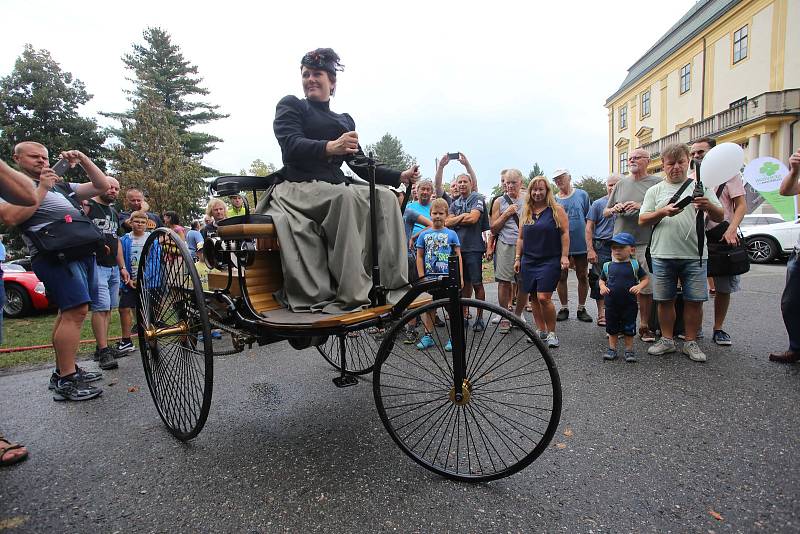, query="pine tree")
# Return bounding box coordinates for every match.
[366,133,416,170]
[113,94,204,220]
[105,27,227,160]
[0,44,106,169]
